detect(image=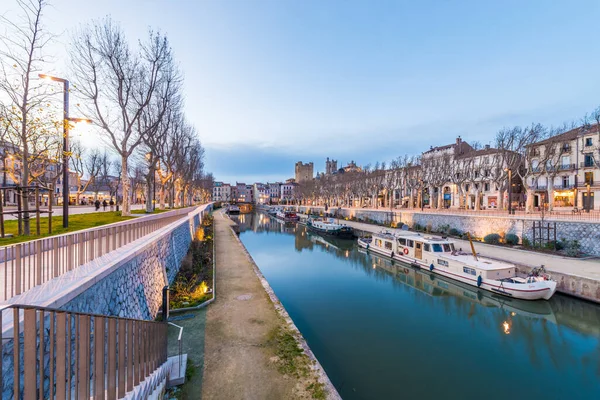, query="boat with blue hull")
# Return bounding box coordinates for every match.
[306,217,354,239]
